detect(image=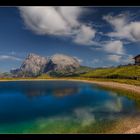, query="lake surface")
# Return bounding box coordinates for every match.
[0,80,140,133]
